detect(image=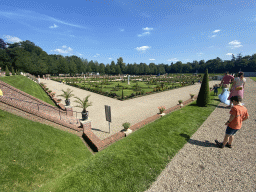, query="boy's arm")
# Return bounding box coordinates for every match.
[225,114,235,125]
